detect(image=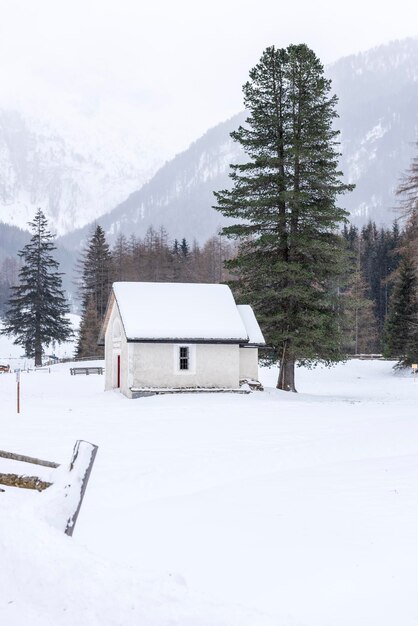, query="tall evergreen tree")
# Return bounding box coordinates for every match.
[76,296,103,359]
[342,264,378,354]
[112,234,130,282]
[1,209,72,365]
[78,225,113,320]
[384,254,418,366]
[341,224,380,353]
[383,148,418,366]
[180,238,189,257]
[214,44,353,391]
[342,223,359,250]
[76,225,112,357]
